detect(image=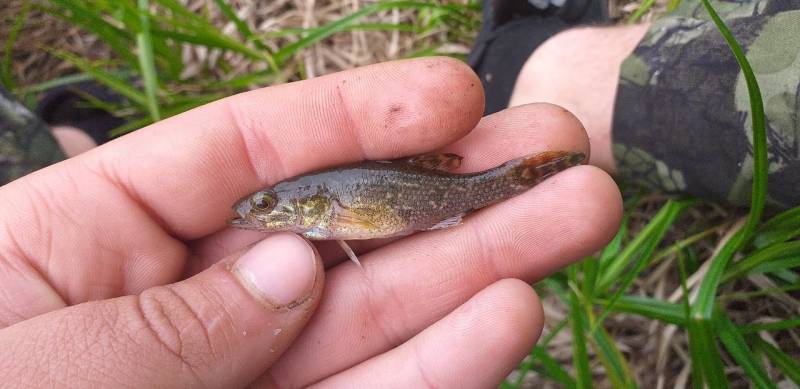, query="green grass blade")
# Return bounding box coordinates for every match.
[715,310,775,388]
[136,0,161,121]
[597,296,685,326]
[758,206,800,231]
[581,256,599,301]
[627,0,656,24]
[667,0,683,11]
[273,1,469,64]
[738,317,800,334]
[568,266,592,389]
[510,318,574,388]
[651,224,726,264]
[15,71,130,95]
[752,206,800,248]
[723,283,800,302]
[530,345,577,388]
[210,0,279,73]
[52,50,146,108]
[45,1,140,69]
[597,200,690,291]
[211,0,260,47]
[752,226,800,250]
[595,200,690,327]
[687,319,729,389]
[693,0,768,319]
[148,28,268,61]
[751,336,800,385]
[108,92,221,137]
[600,214,628,265]
[590,325,636,388]
[542,275,570,303]
[722,241,800,282]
